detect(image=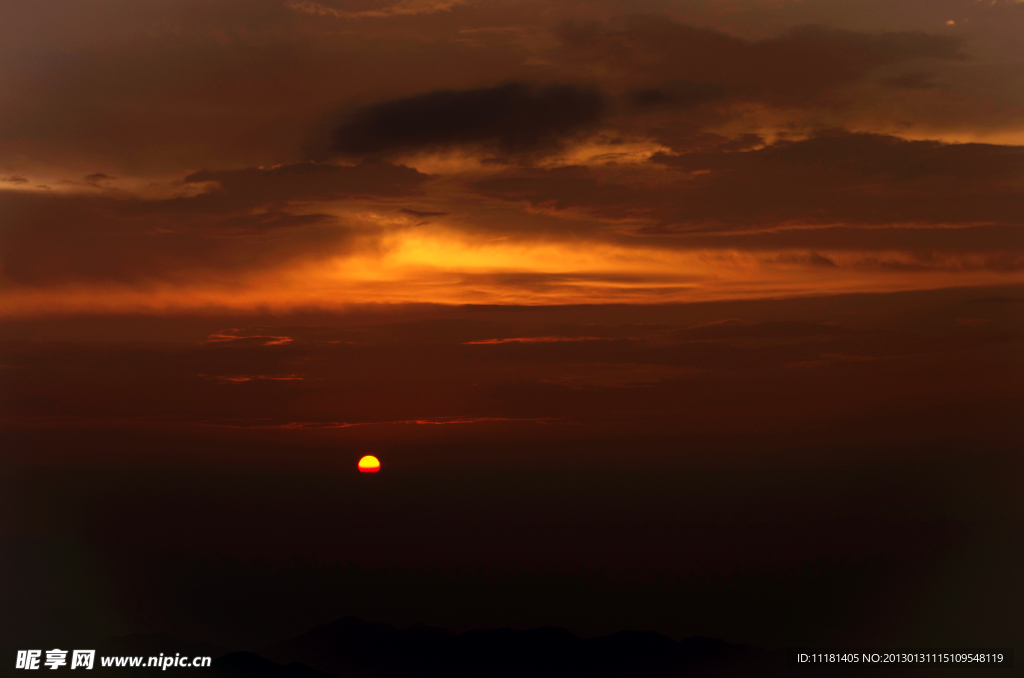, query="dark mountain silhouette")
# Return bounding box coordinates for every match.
[261,617,784,677]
